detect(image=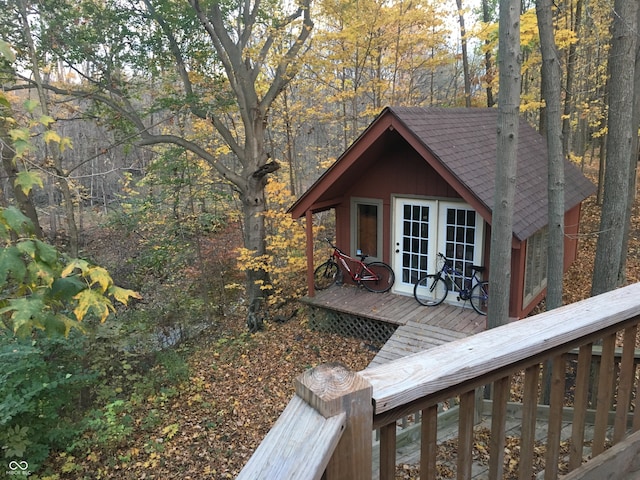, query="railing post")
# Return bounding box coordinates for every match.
[295,362,373,480]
